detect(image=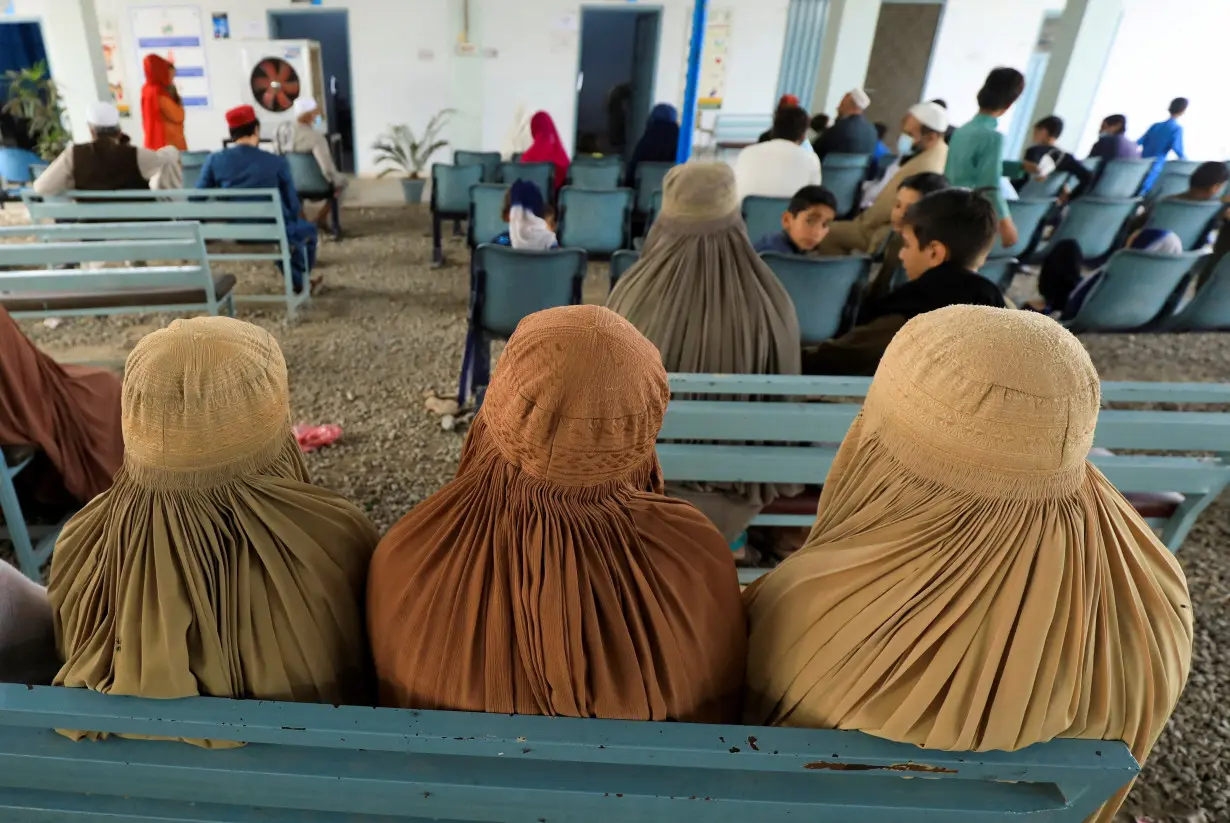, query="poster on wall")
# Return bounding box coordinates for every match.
[130,5,211,108]
[697,8,731,110]
[98,19,130,116]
